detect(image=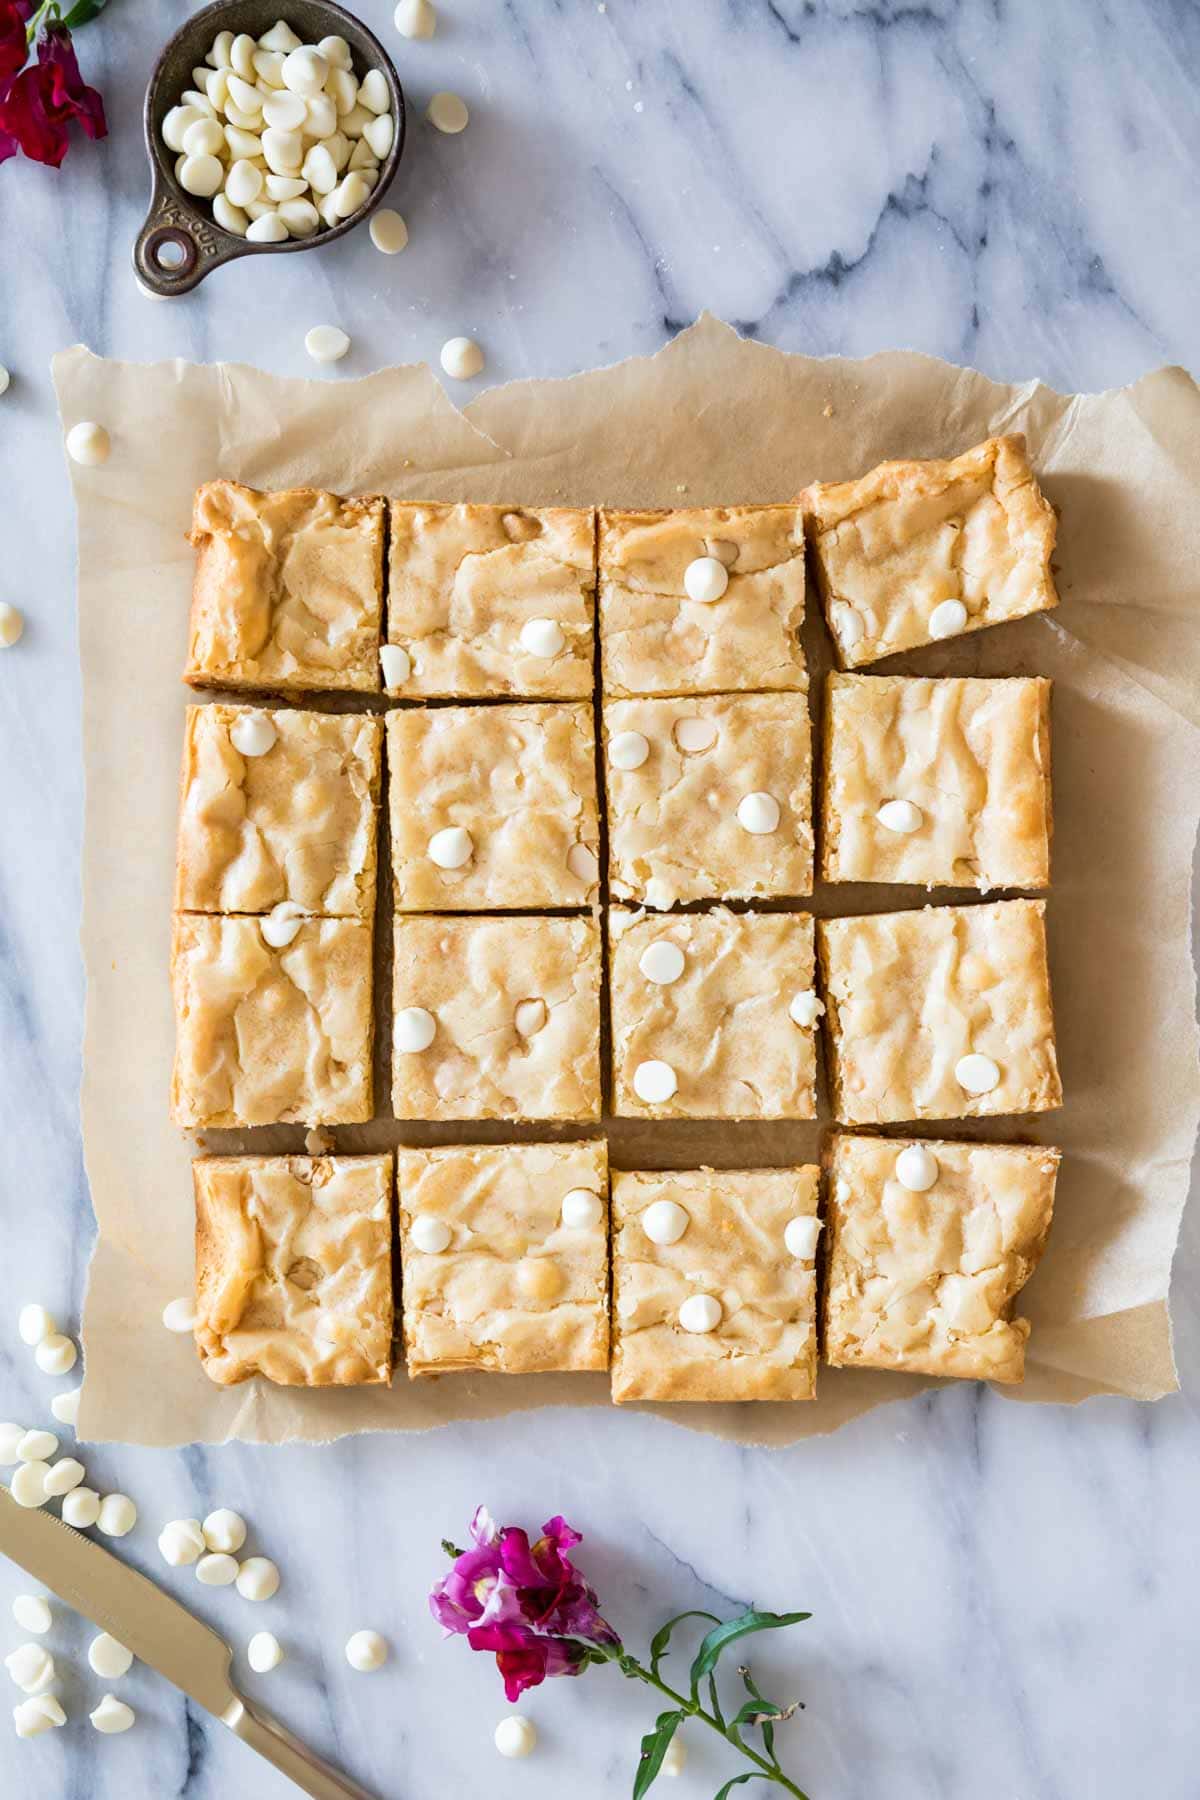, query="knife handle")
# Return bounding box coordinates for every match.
[225,1694,380,1800]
